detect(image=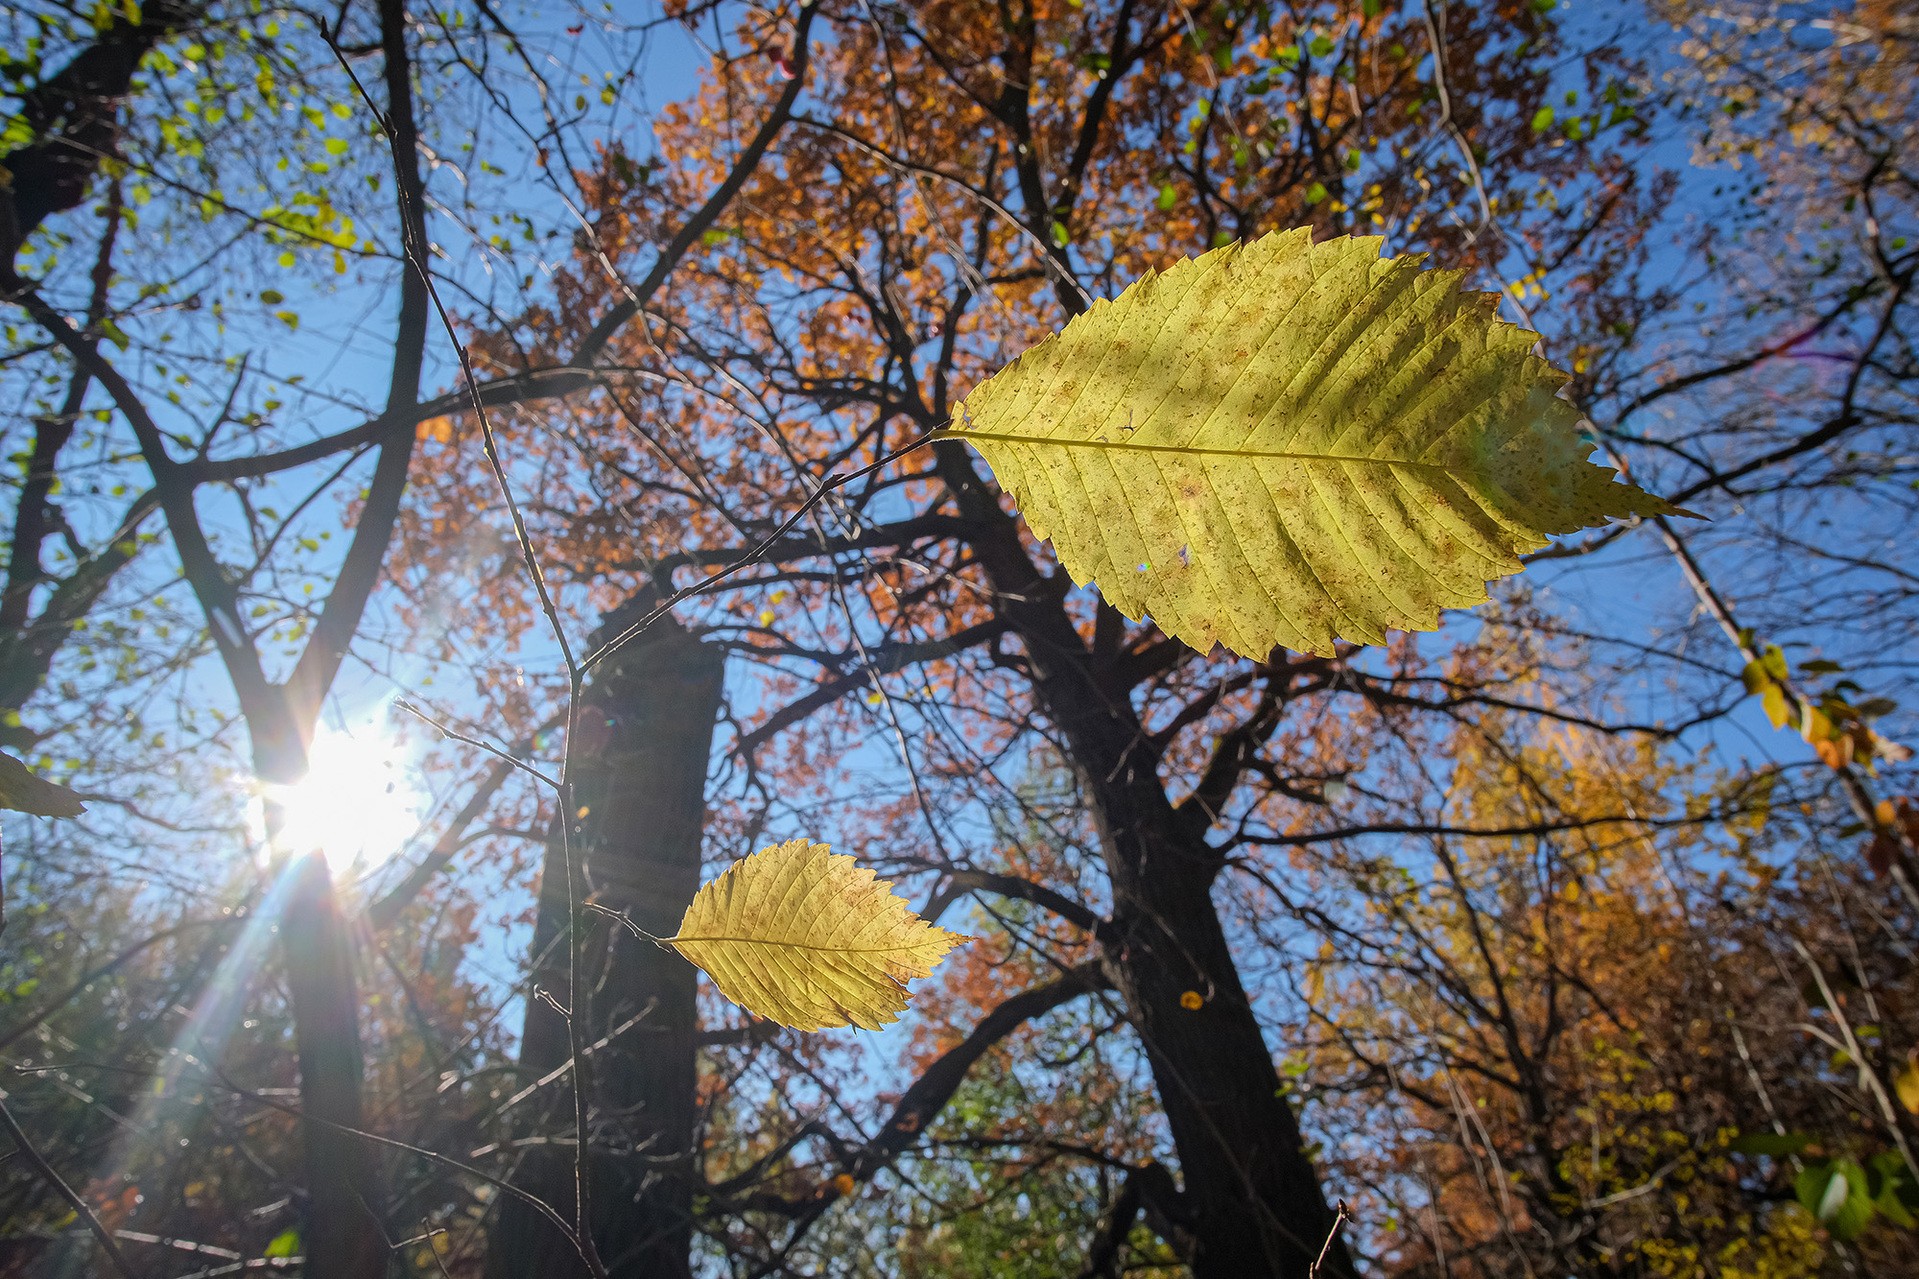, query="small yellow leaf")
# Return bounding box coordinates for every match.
[667,839,966,1031]
[1761,685,1792,730]
[1897,1055,1919,1115]
[1179,990,1205,1011]
[1760,644,1789,682]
